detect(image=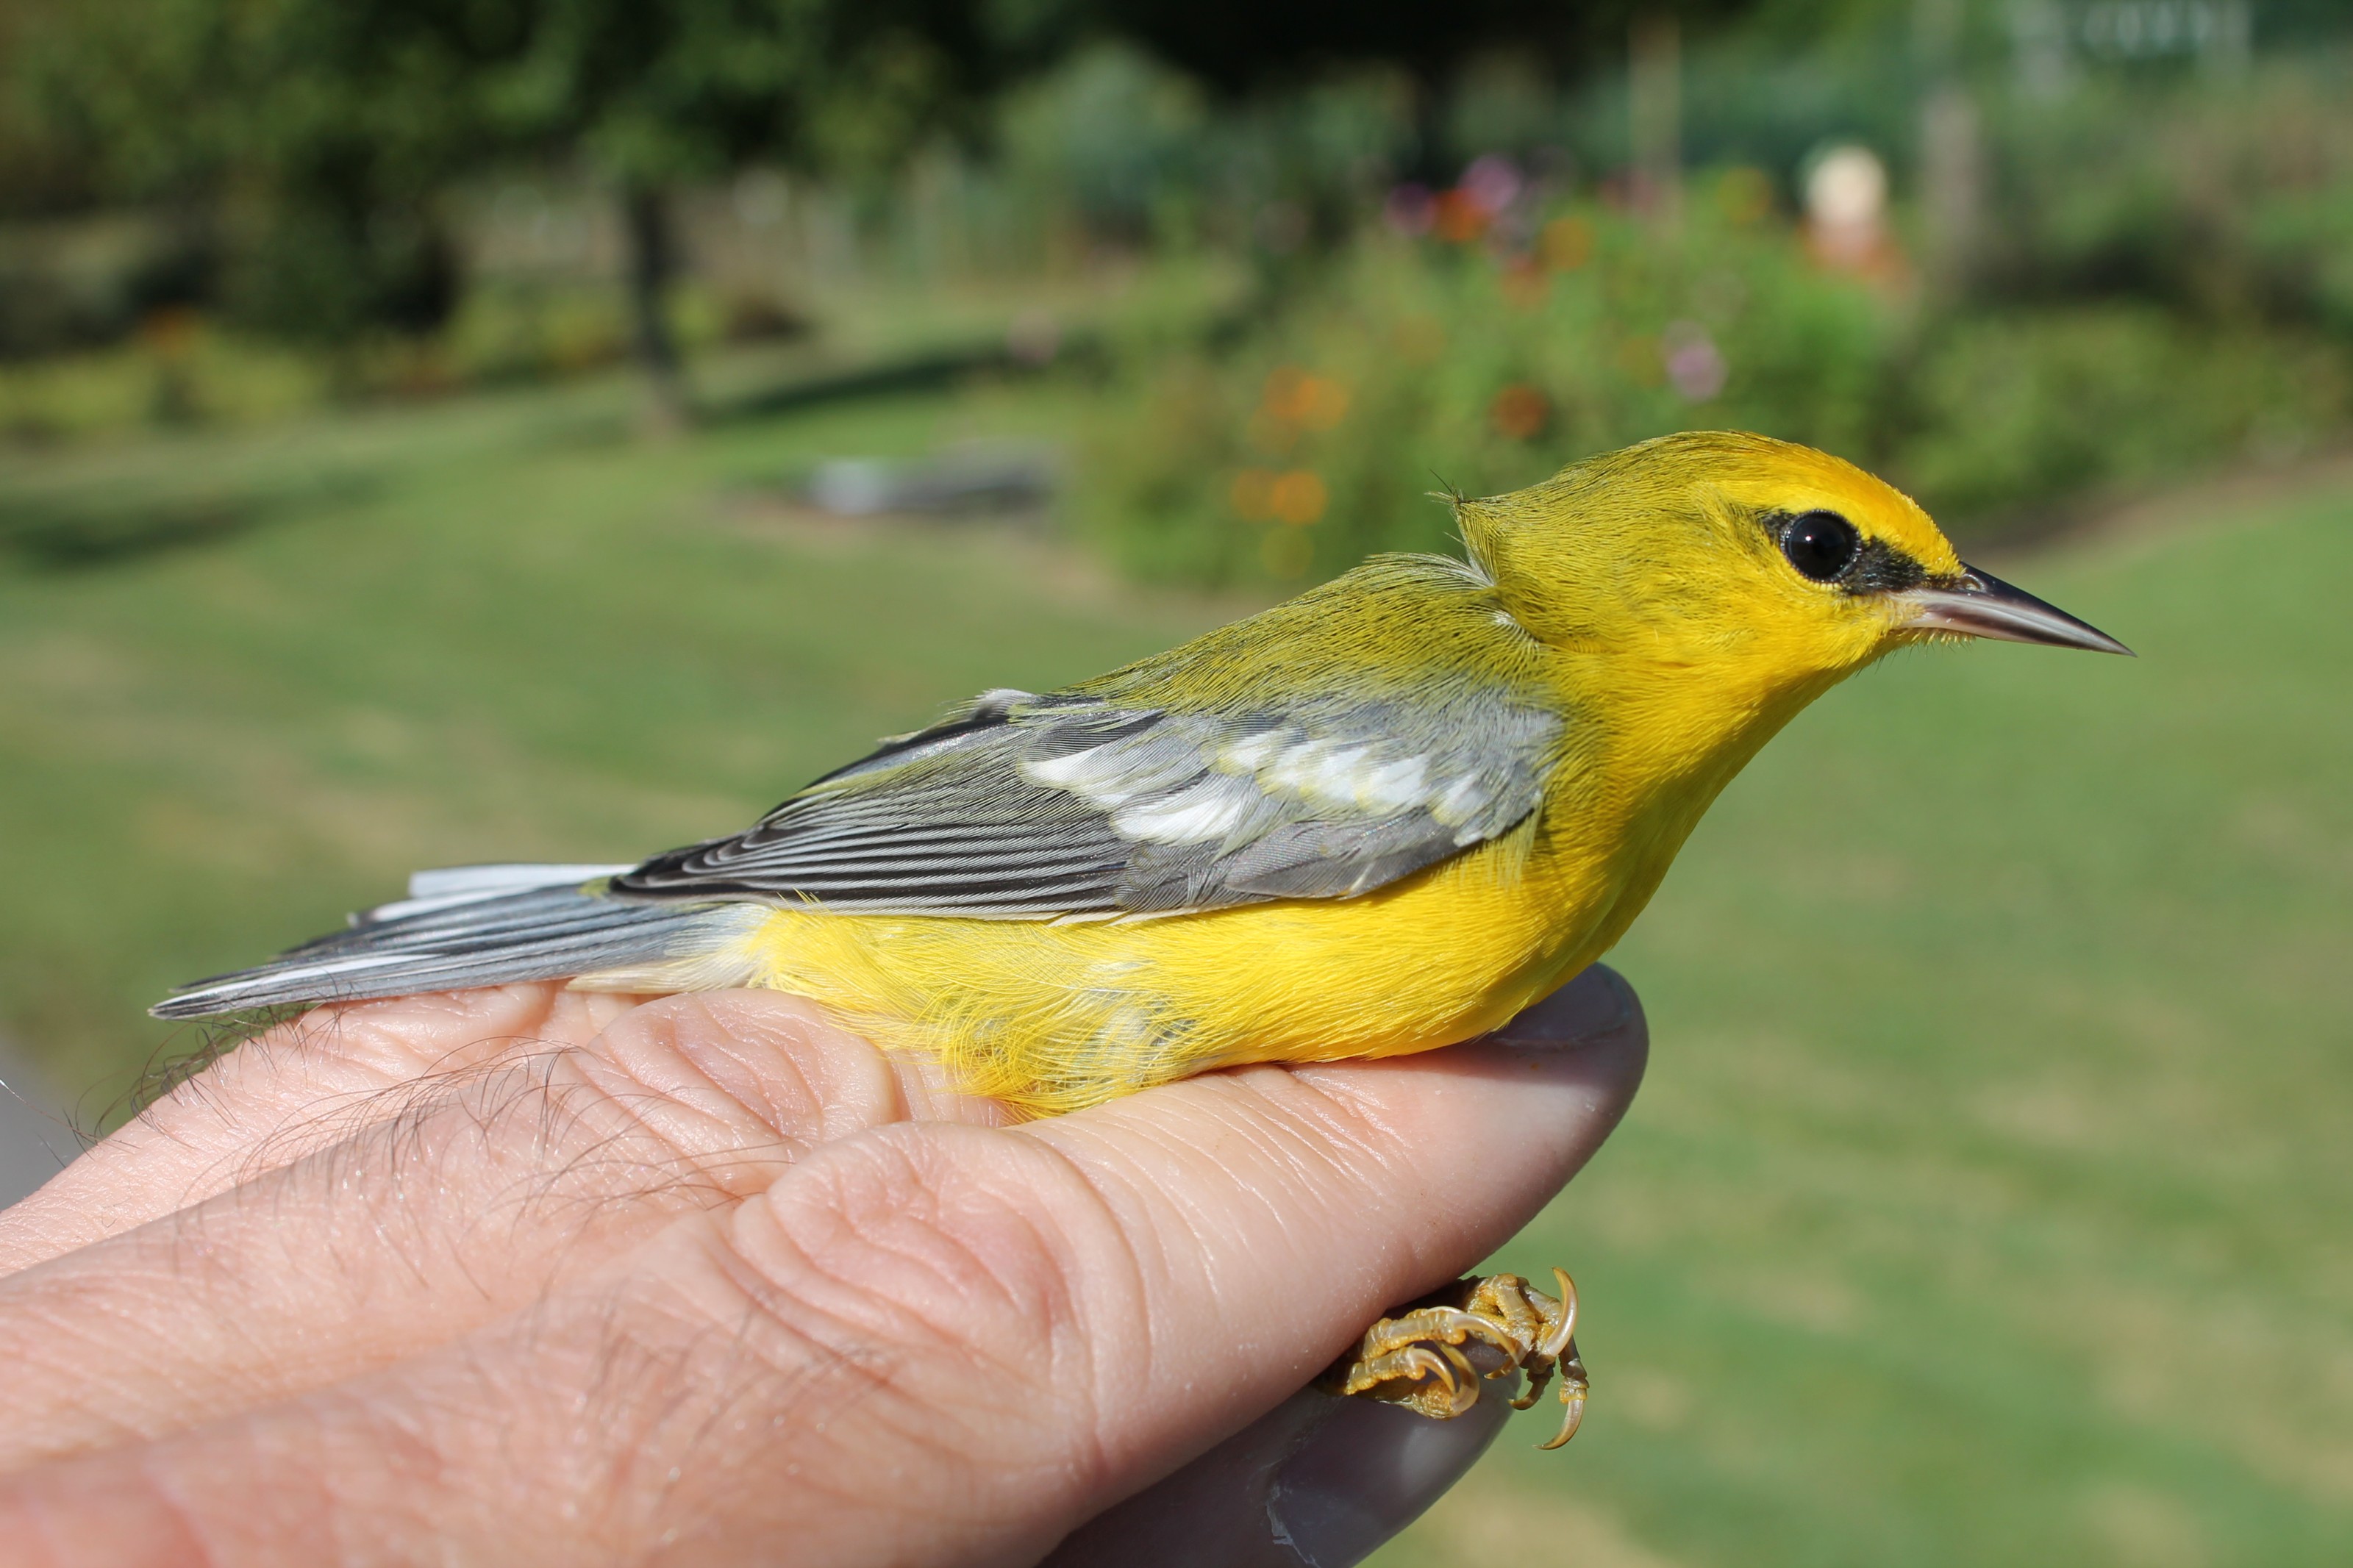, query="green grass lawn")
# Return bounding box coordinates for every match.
[2,376,2348,1564]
